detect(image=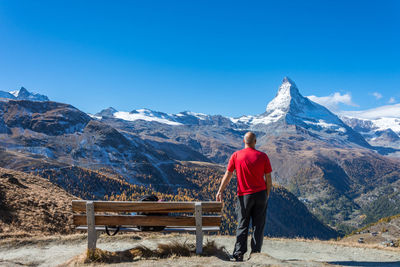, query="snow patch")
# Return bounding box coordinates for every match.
[230,111,284,126]
[304,119,347,133]
[9,90,20,98]
[88,114,102,120]
[114,111,183,126]
[184,111,208,120]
